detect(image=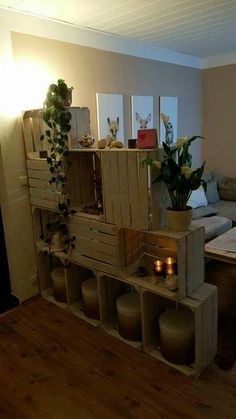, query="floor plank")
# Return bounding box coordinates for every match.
[0,297,236,419]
